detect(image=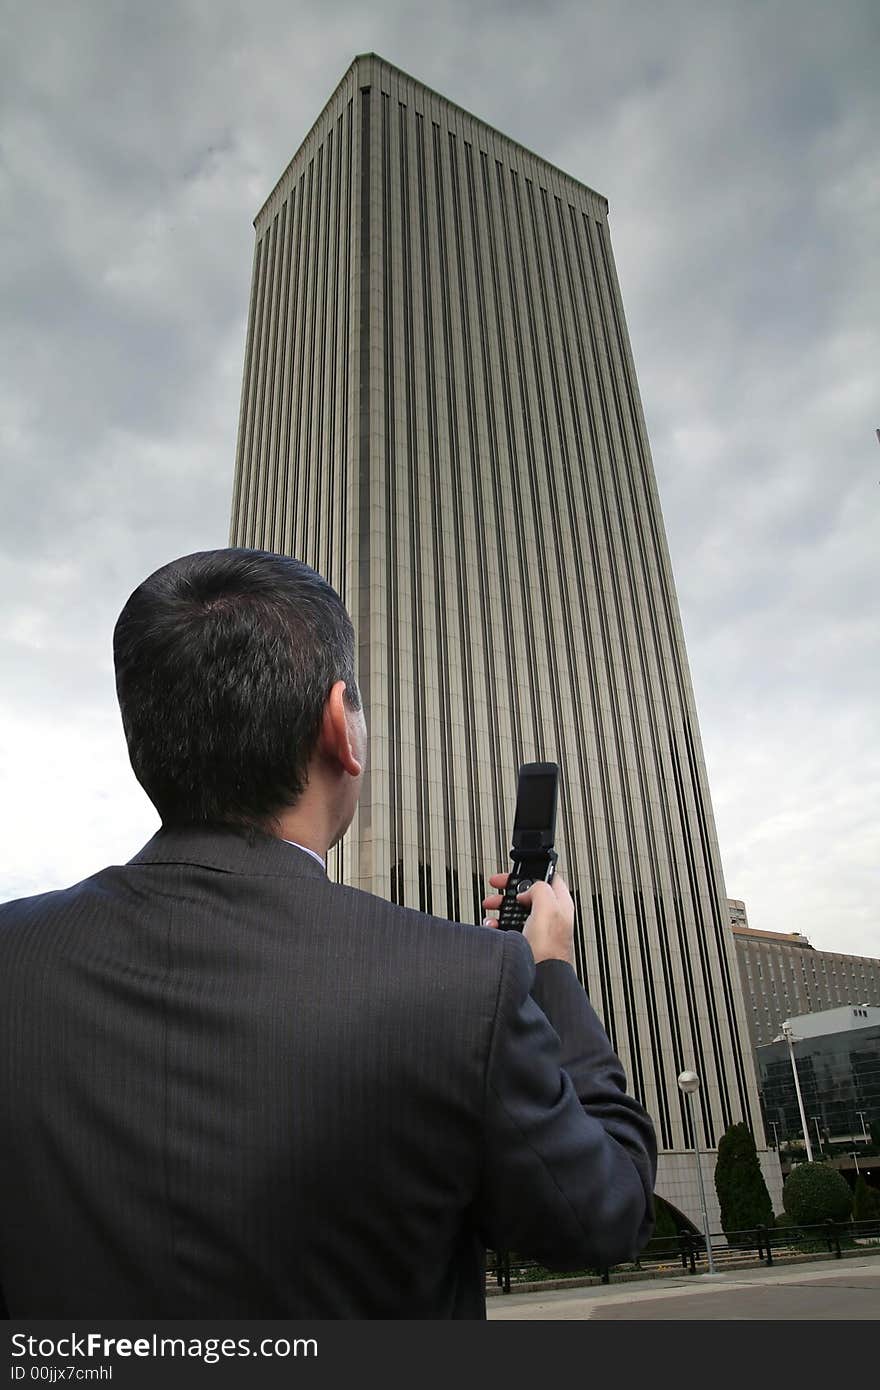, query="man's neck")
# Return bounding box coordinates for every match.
[271,798,334,863]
